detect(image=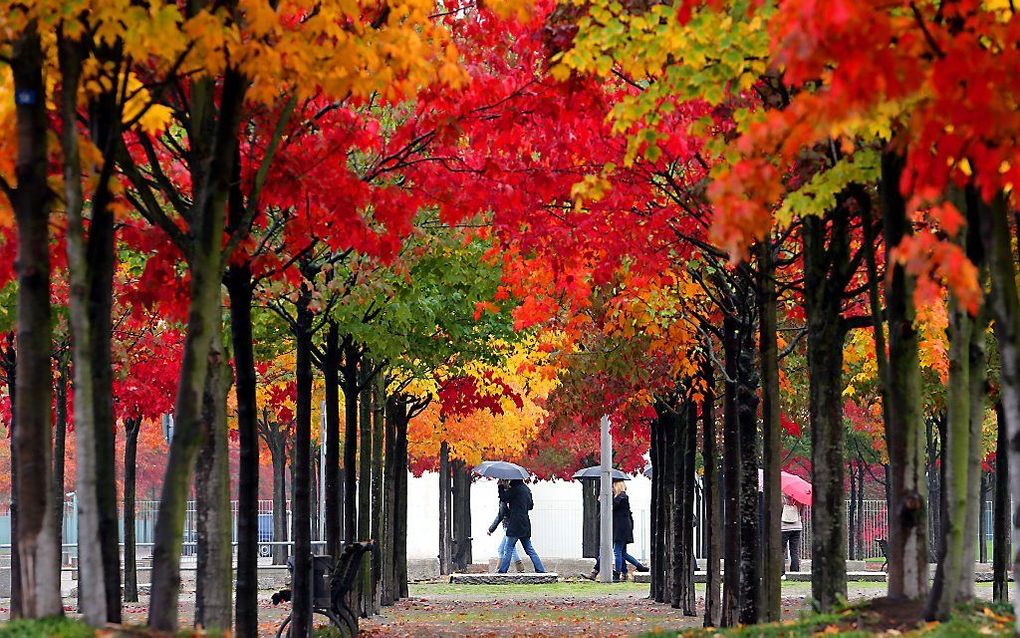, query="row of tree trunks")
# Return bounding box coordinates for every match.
[649,404,676,604]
